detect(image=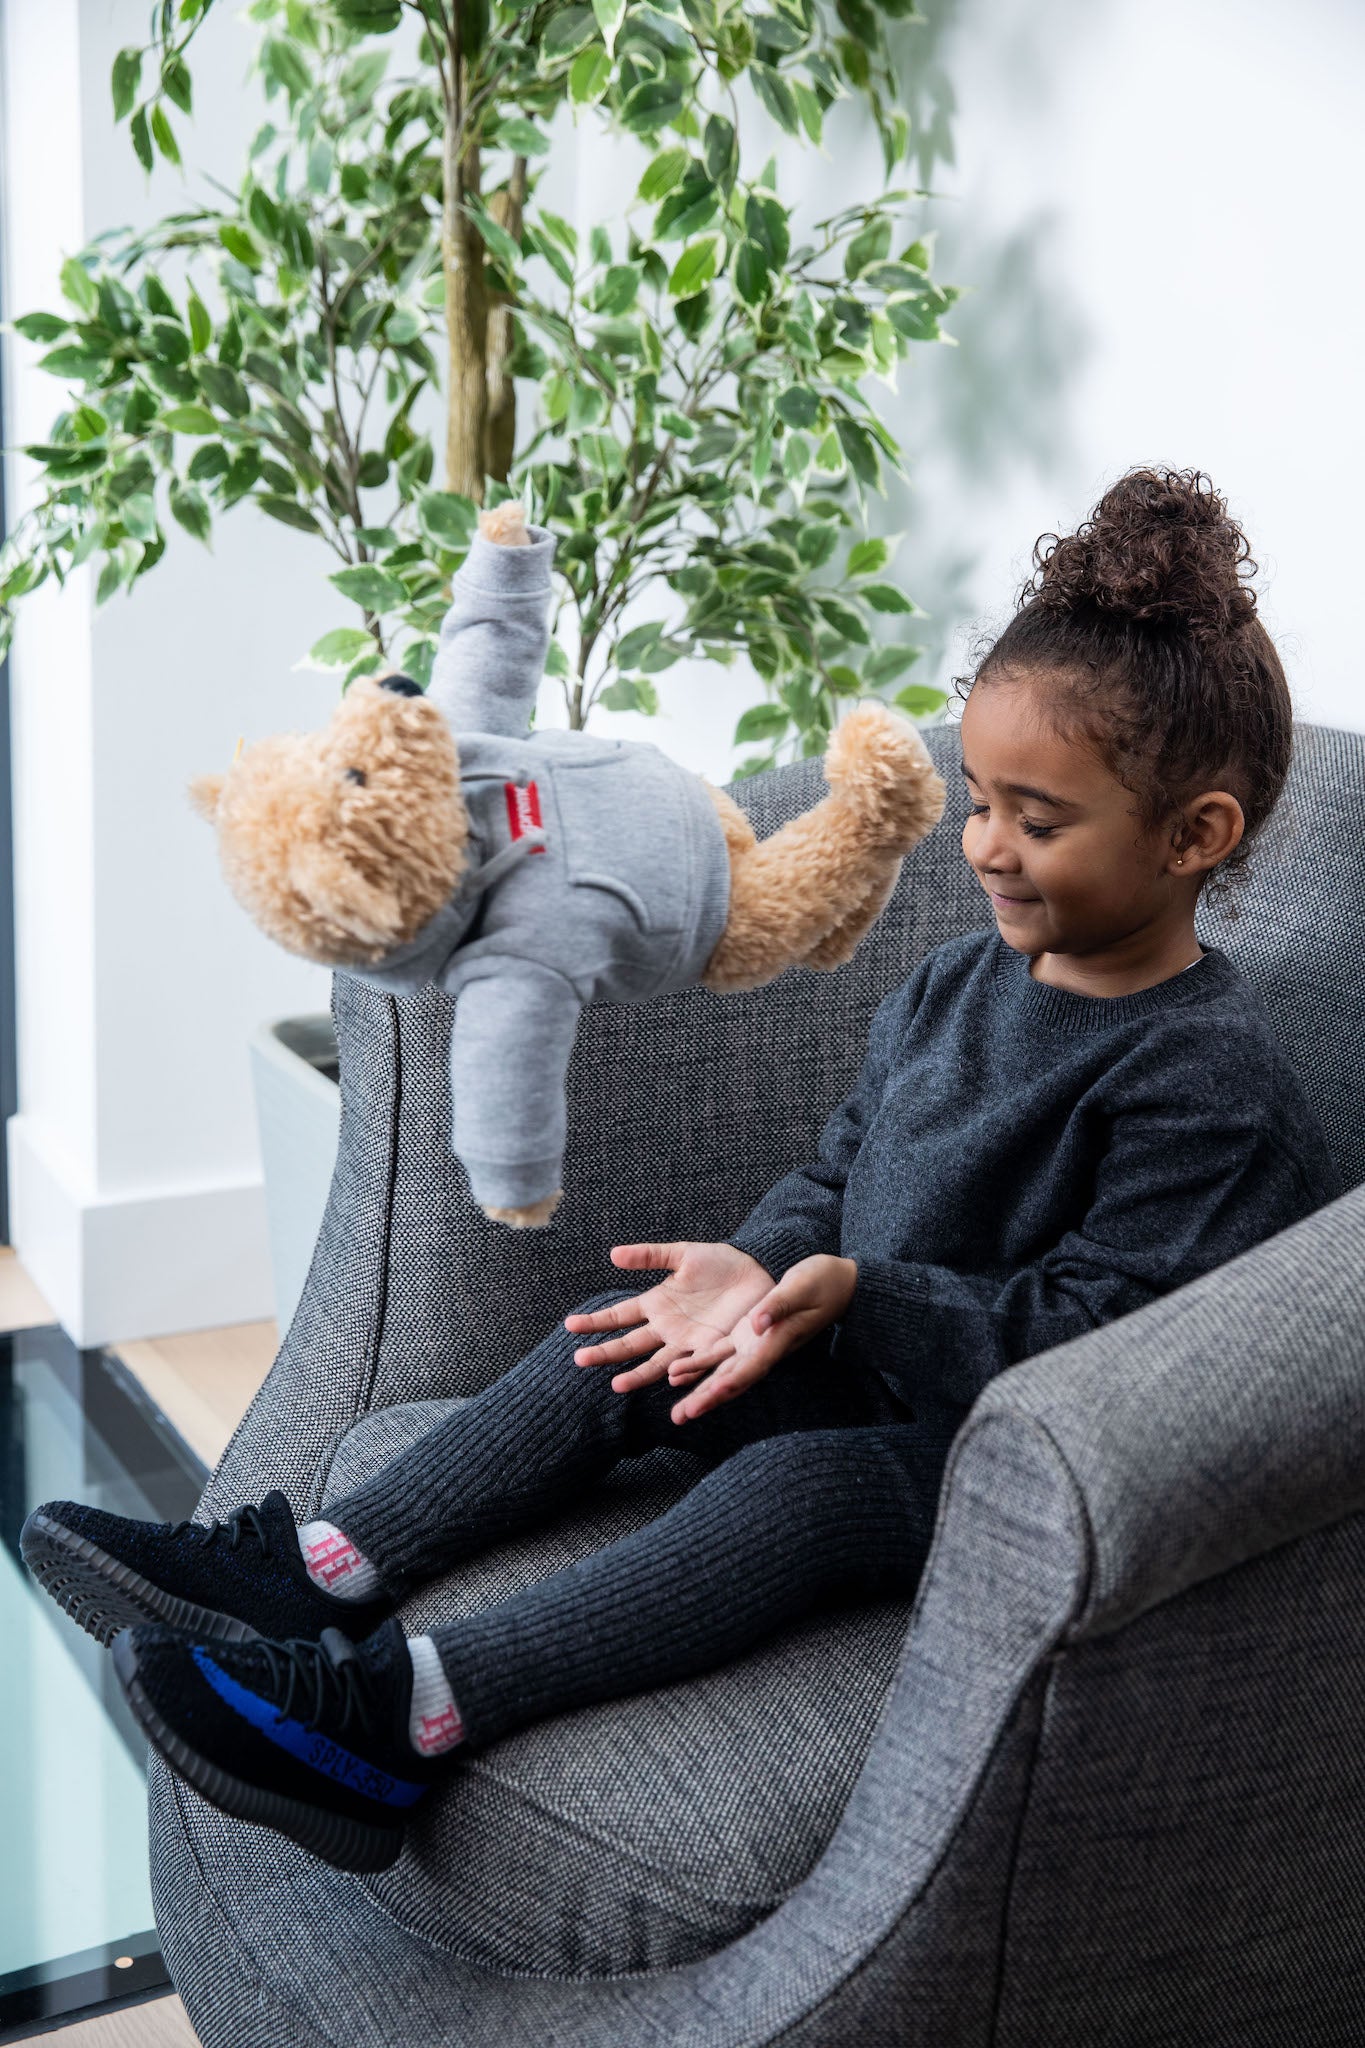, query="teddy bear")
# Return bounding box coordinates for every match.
[190,502,946,1228]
